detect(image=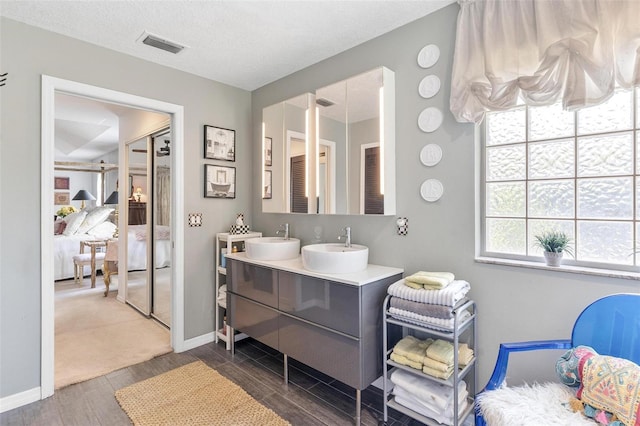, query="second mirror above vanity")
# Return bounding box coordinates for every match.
[262,67,395,215]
